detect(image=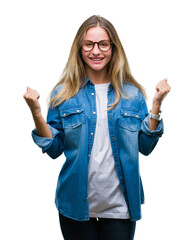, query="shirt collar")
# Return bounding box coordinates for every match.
[80,77,93,88]
[80,76,113,91]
